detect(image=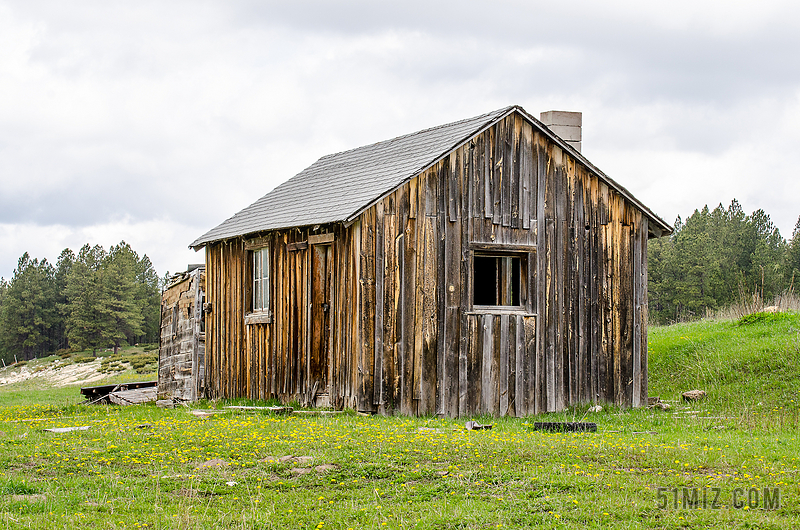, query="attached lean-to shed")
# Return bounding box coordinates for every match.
[158,266,206,402]
[190,105,672,416]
